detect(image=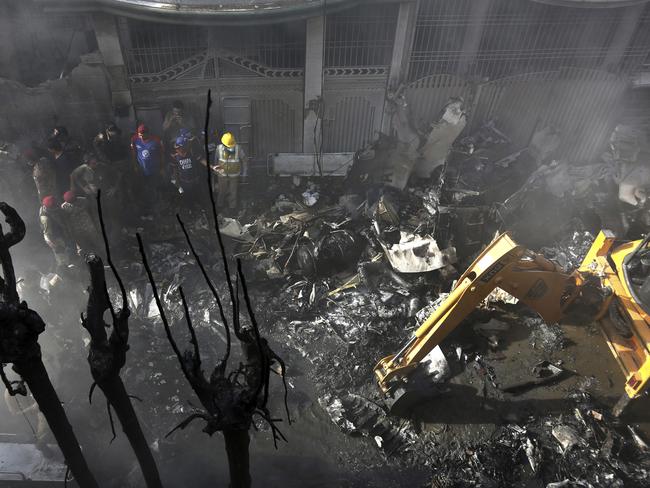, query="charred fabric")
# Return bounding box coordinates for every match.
[2,95,650,487]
